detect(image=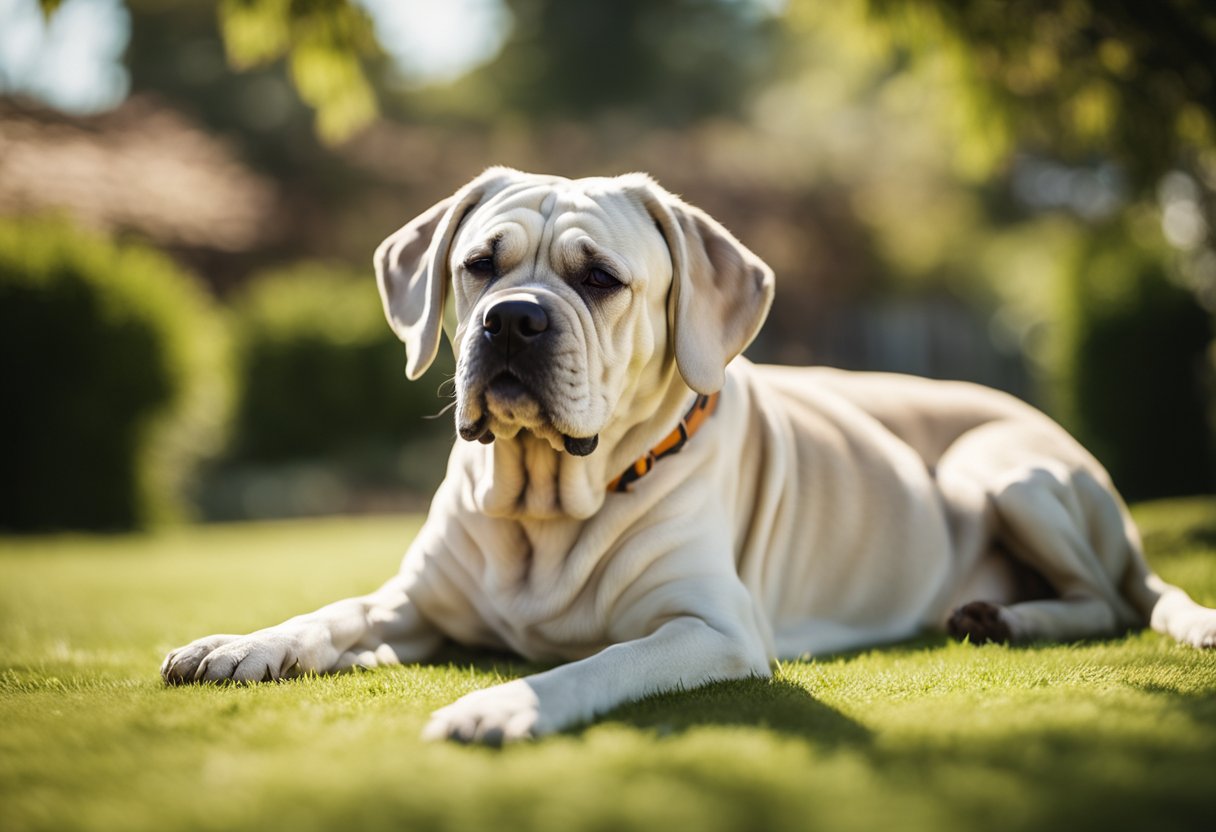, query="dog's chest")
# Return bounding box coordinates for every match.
[408,517,634,662]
